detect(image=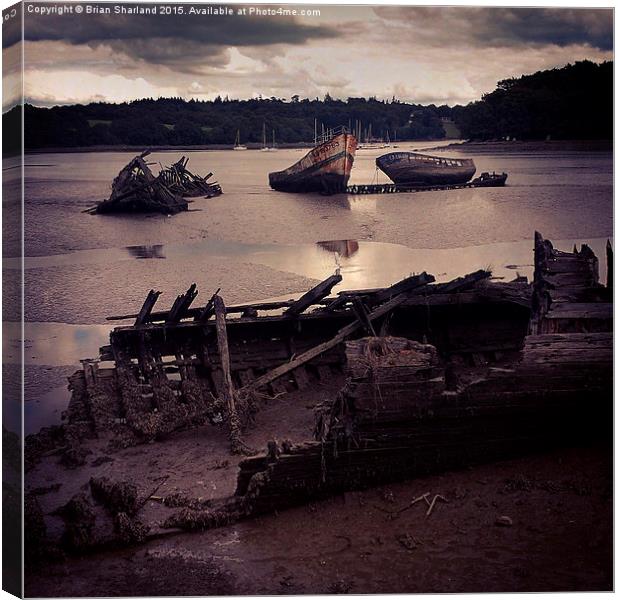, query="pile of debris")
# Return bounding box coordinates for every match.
[88,151,222,215]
